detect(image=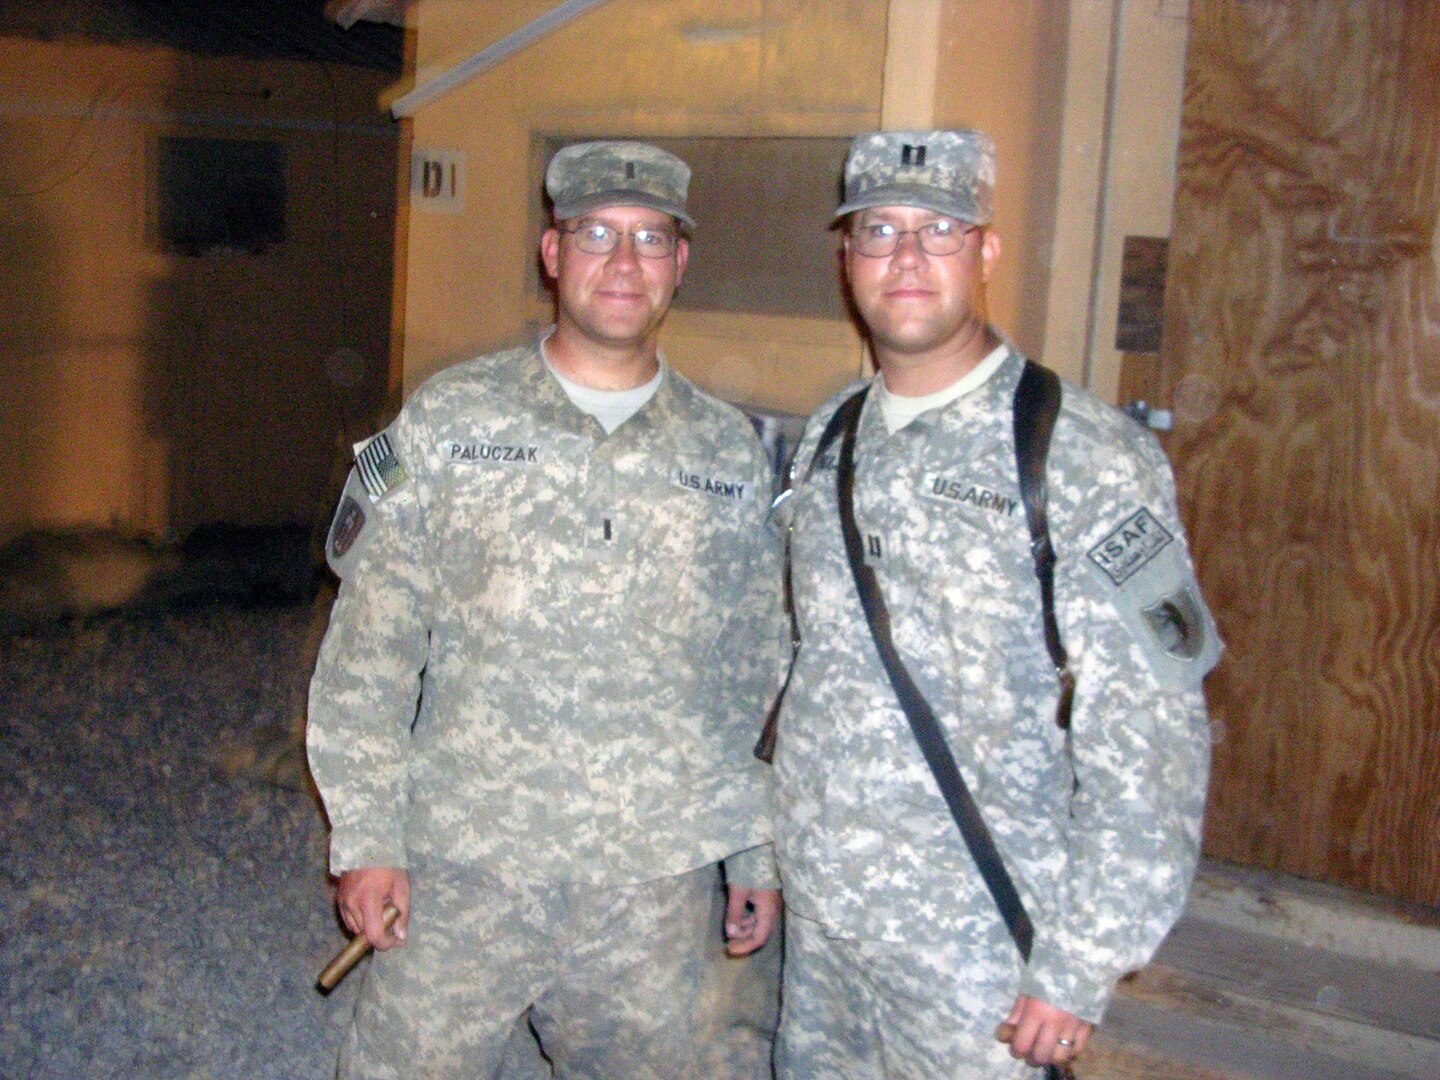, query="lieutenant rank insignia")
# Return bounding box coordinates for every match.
[354,431,406,500]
